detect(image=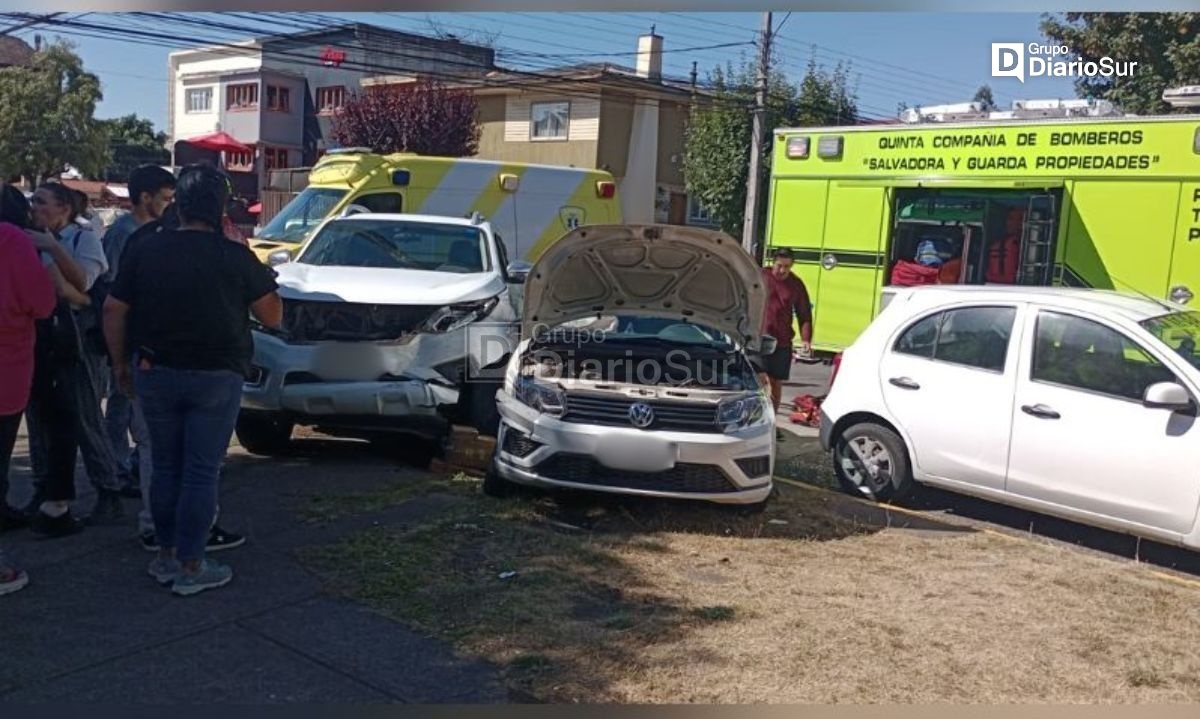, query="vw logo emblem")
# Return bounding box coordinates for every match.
[628,402,655,429]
